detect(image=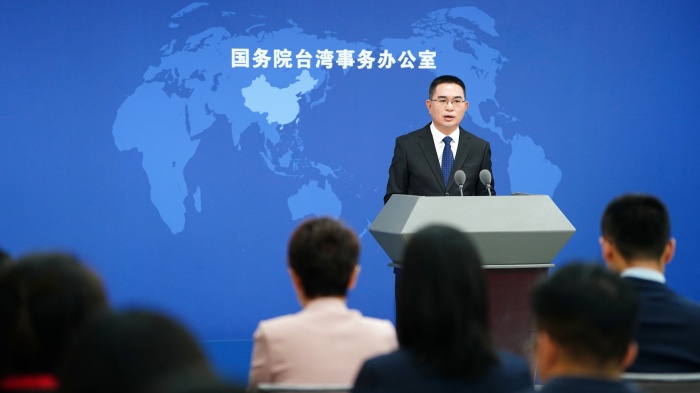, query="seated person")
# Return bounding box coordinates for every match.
[532,262,642,393]
[0,252,108,391]
[0,249,11,271]
[59,309,242,393]
[352,225,532,393]
[600,193,700,372]
[248,217,398,387]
